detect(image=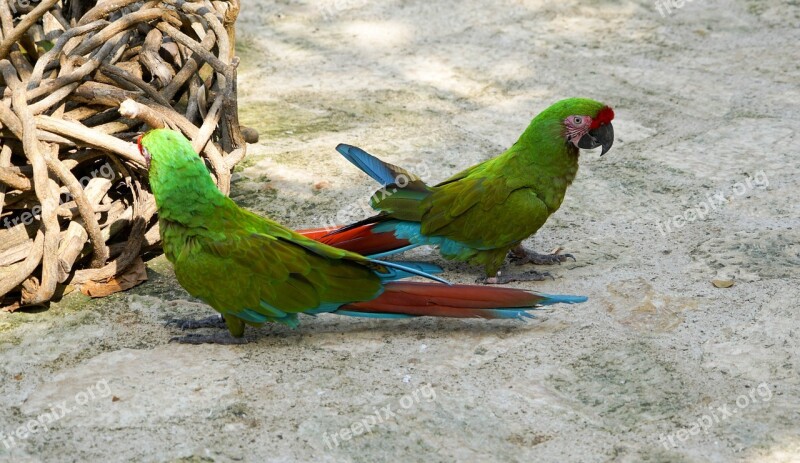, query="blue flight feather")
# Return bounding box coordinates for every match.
[259,300,288,318]
[304,301,350,315]
[369,259,450,285]
[336,144,396,186]
[375,261,443,283]
[537,294,589,305]
[368,244,421,259]
[238,308,269,323]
